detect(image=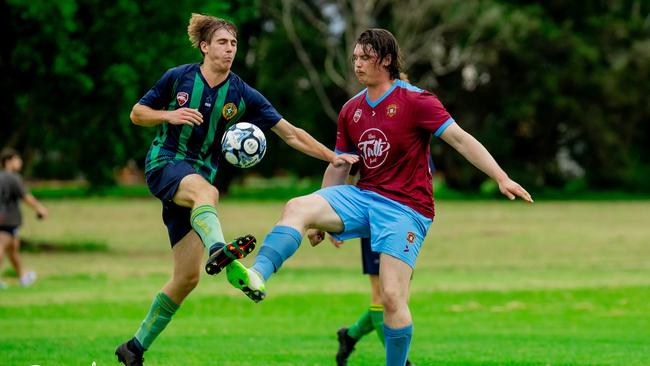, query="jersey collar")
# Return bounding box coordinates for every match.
[365,79,400,108]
